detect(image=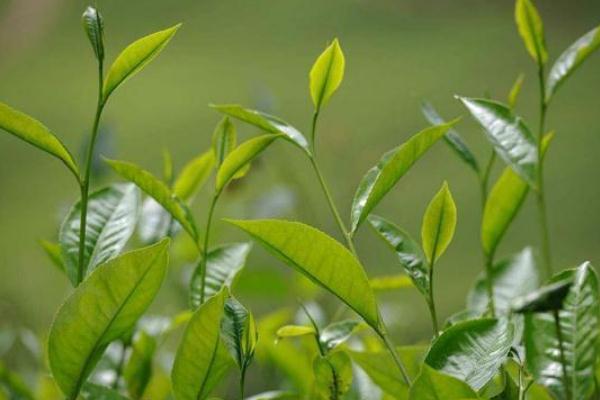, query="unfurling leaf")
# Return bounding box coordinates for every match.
[103,24,181,101]
[173,150,215,202]
[81,6,104,62]
[313,351,352,400]
[350,120,457,233]
[409,364,479,400]
[515,0,548,65]
[421,182,457,265]
[508,73,525,109]
[212,117,237,167]
[310,38,345,111]
[221,297,258,373]
[48,240,169,398]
